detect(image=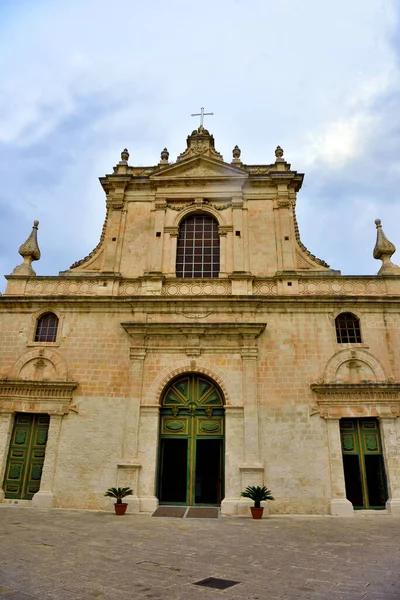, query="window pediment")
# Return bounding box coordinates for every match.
[310,382,400,419]
[0,379,78,415]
